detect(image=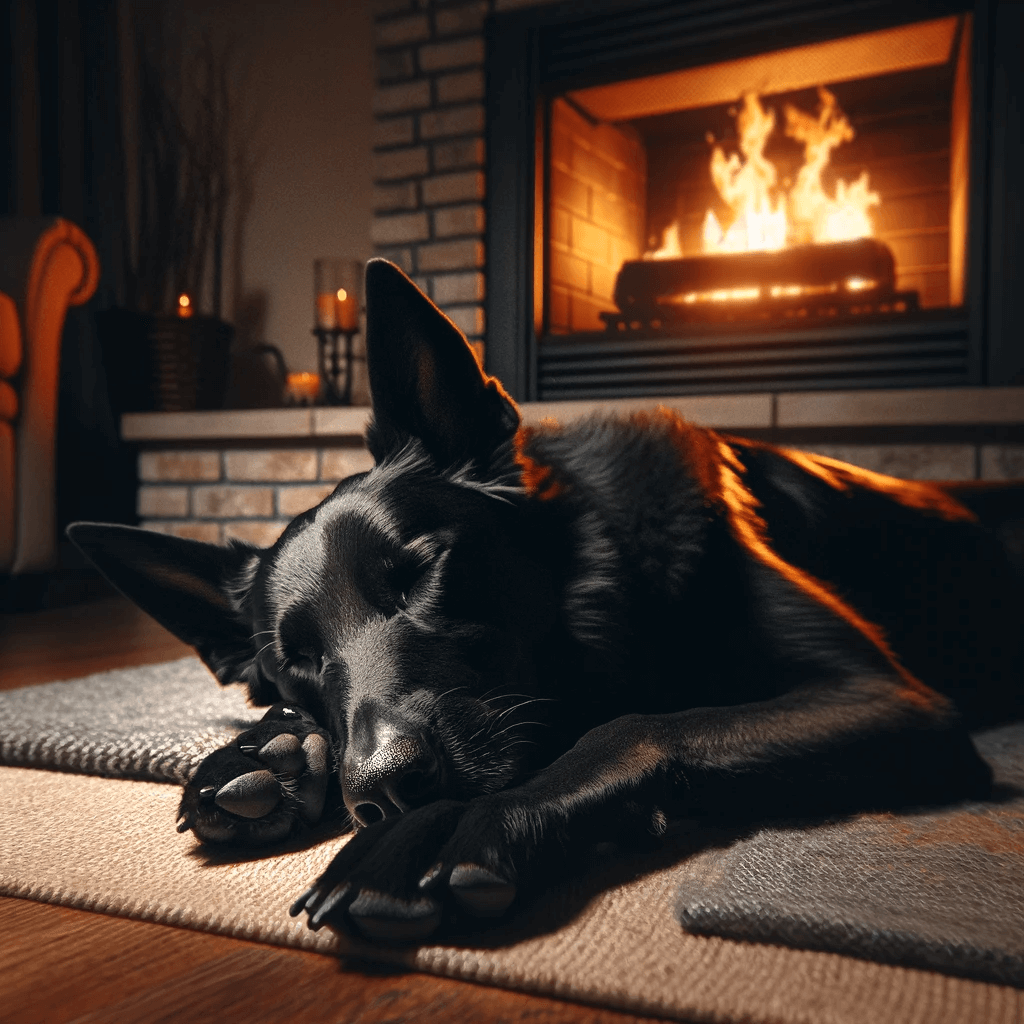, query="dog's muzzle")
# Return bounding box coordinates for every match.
[342,735,438,825]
